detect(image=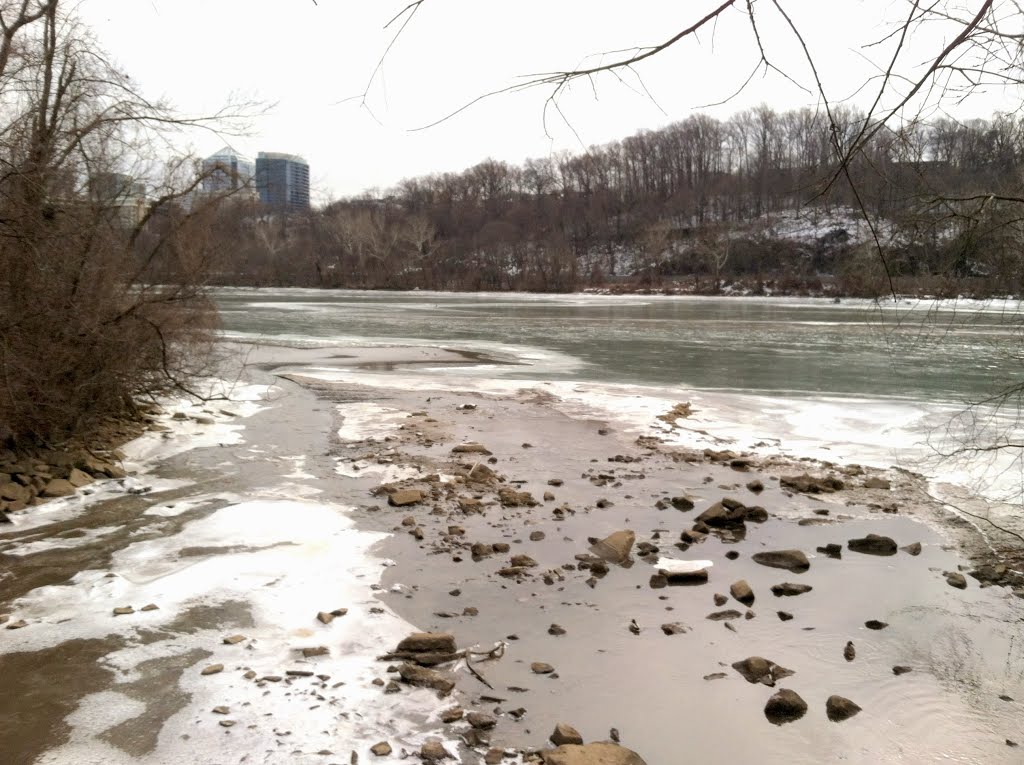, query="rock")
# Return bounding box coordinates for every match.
[548,478,564,486]
[746,479,764,493]
[484,749,505,764]
[780,473,844,493]
[389,489,423,507]
[731,656,794,686]
[40,478,76,498]
[725,550,740,560]
[302,646,330,658]
[492,543,511,553]
[892,665,913,675]
[751,550,810,573]
[543,491,556,502]
[440,707,463,723]
[542,743,648,765]
[591,530,635,563]
[219,720,235,728]
[510,554,538,568]
[863,476,891,489]
[397,633,457,654]
[744,506,769,523]
[0,481,32,503]
[663,568,708,585]
[549,623,567,636]
[844,641,856,661]
[648,574,667,589]
[771,583,813,597]
[661,622,689,635]
[223,634,246,645]
[531,662,555,674]
[112,606,135,616]
[467,712,497,729]
[498,487,537,507]
[816,543,842,559]
[670,495,695,510]
[370,742,392,756]
[67,468,93,488]
[201,664,224,676]
[777,611,794,621]
[317,611,337,624]
[764,688,808,724]
[730,579,755,606]
[140,604,159,612]
[946,572,968,589]
[451,443,492,455]
[864,620,888,630]
[212,706,230,714]
[847,534,897,556]
[420,738,451,760]
[6,619,28,629]
[530,531,546,541]
[826,695,862,722]
[696,501,746,528]
[706,610,742,621]
[398,664,455,694]
[550,722,584,746]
